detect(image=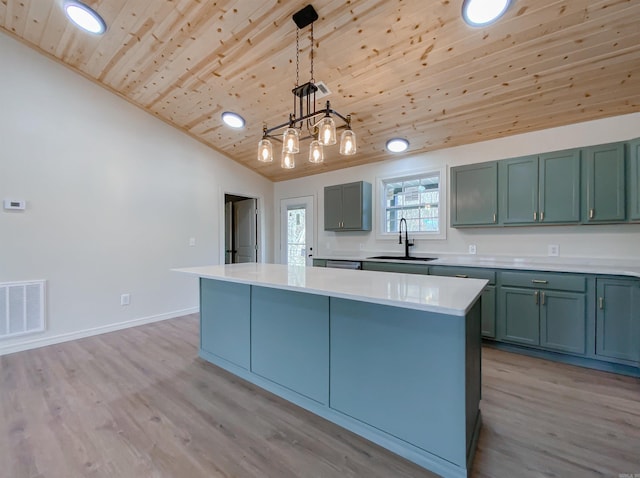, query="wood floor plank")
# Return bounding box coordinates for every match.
[1,314,639,478]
